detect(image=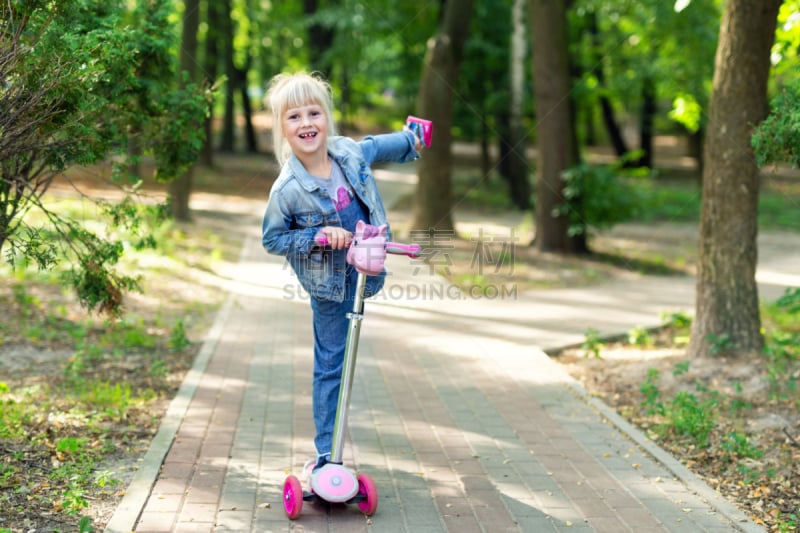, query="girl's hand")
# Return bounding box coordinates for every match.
[320,226,352,249]
[404,125,425,152]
